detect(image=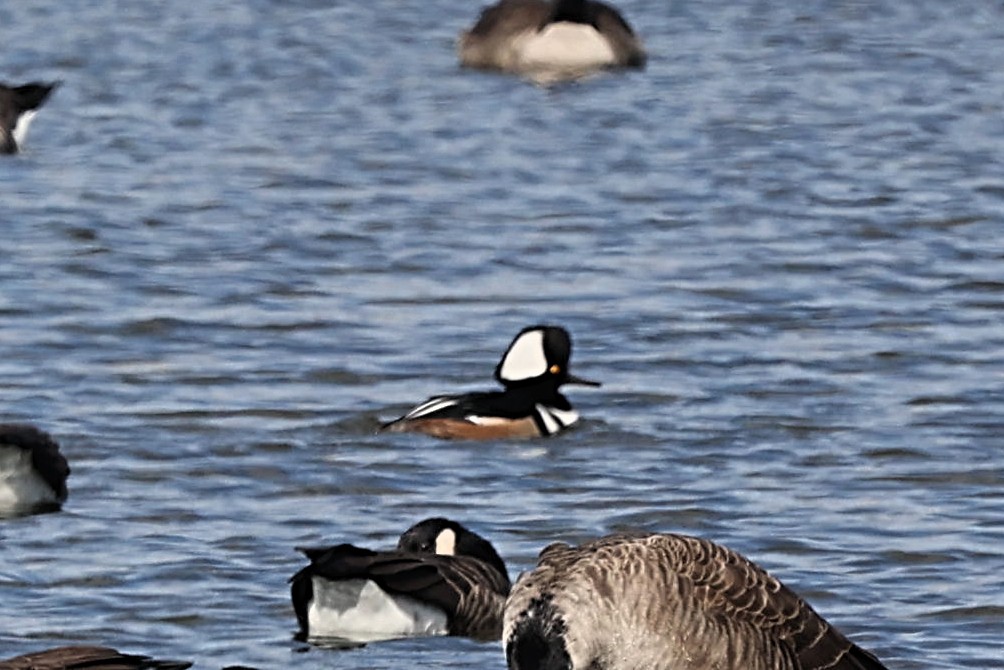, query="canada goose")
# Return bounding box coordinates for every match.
[504,533,890,670]
[290,517,511,643]
[0,81,59,154]
[0,423,70,516]
[0,645,191,670]
[458,0,646,82]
